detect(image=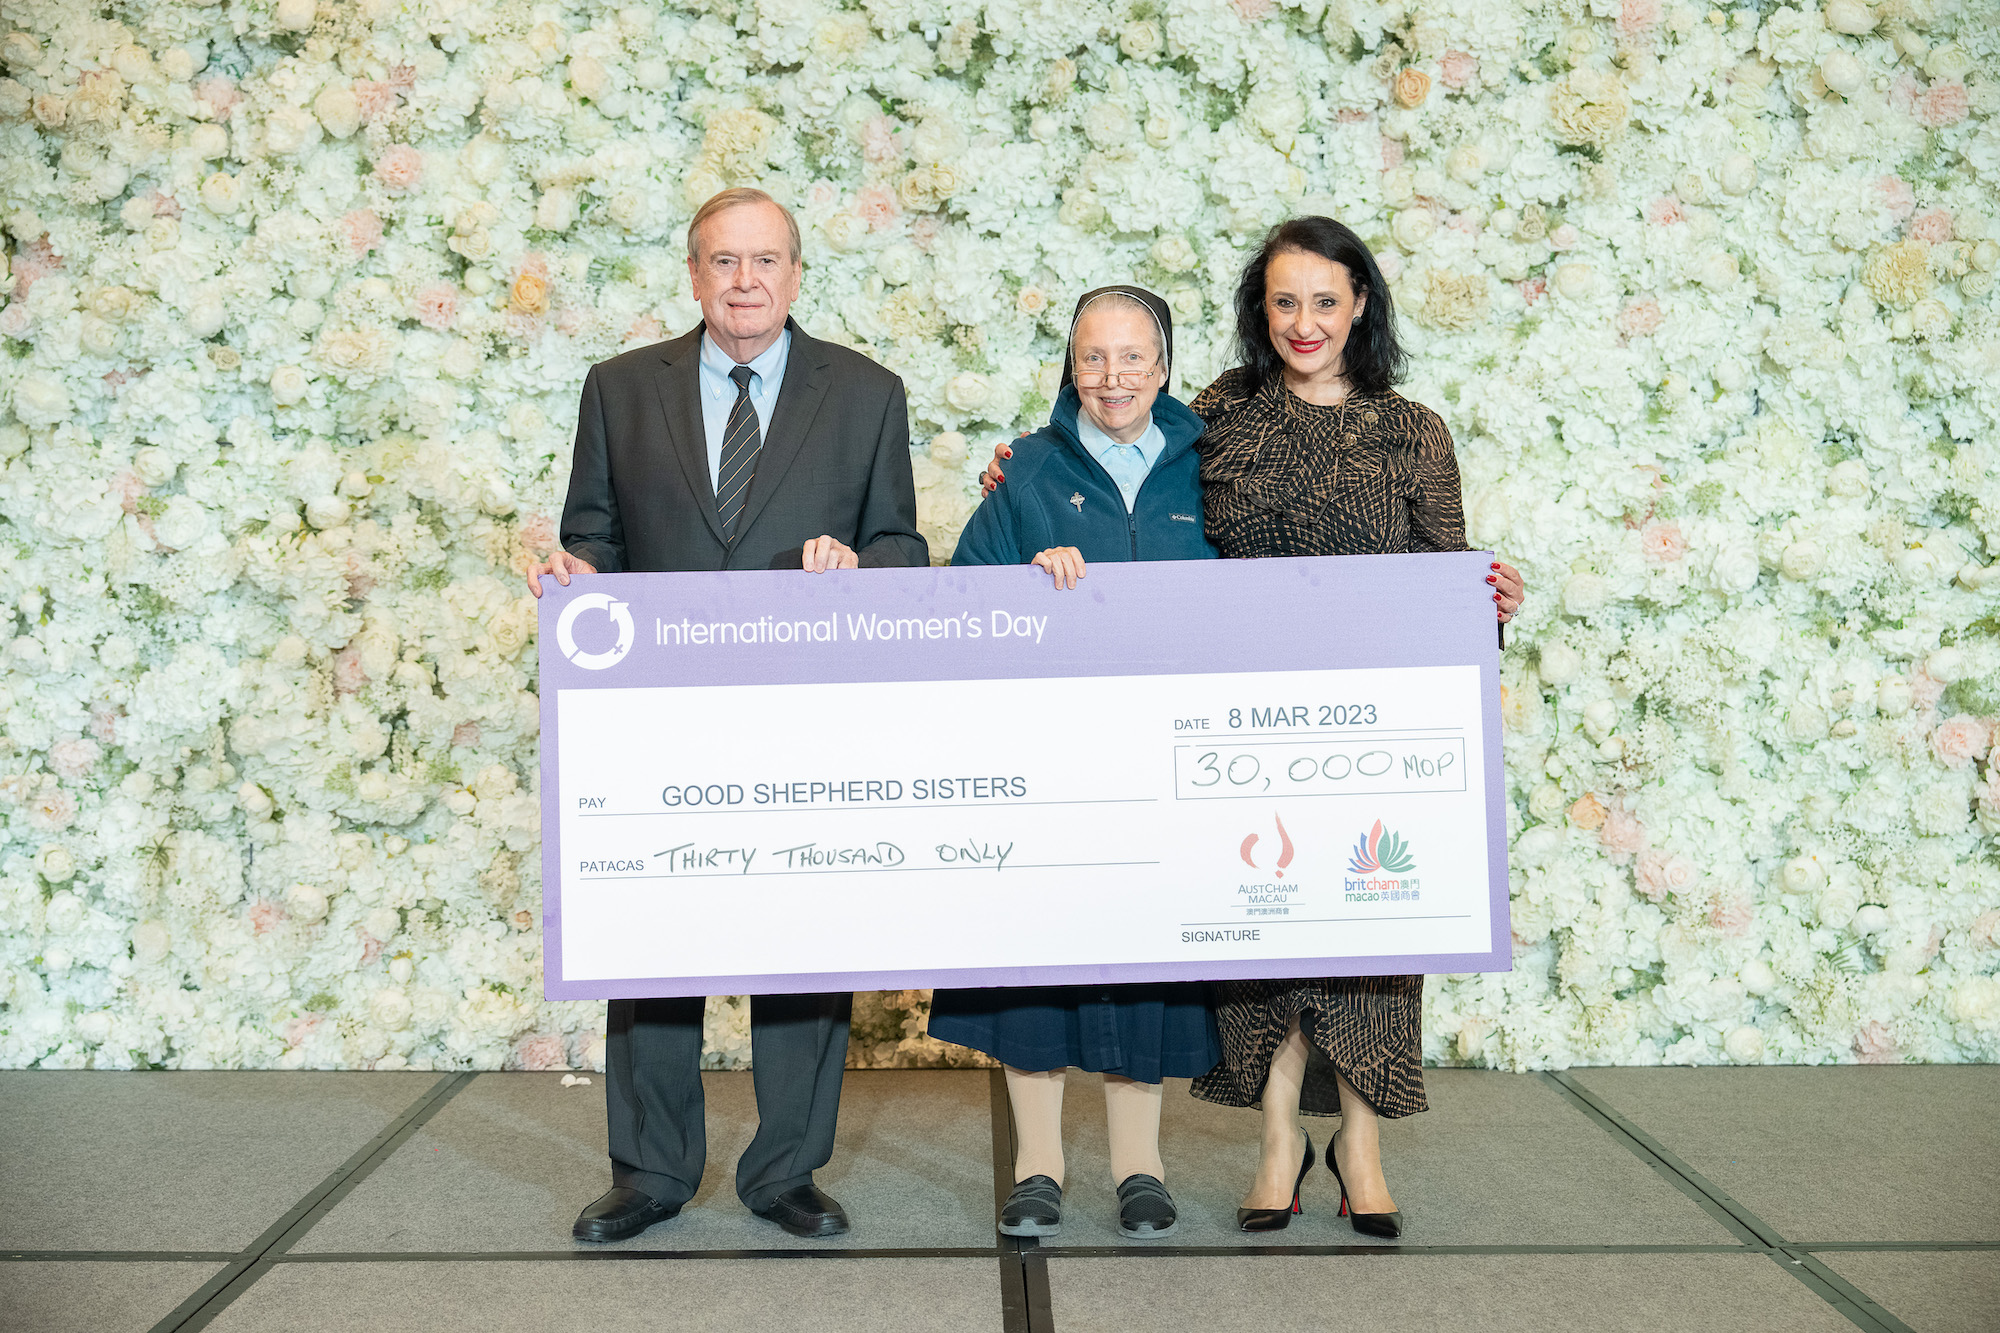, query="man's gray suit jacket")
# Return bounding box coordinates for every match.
[558,318,929,573]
